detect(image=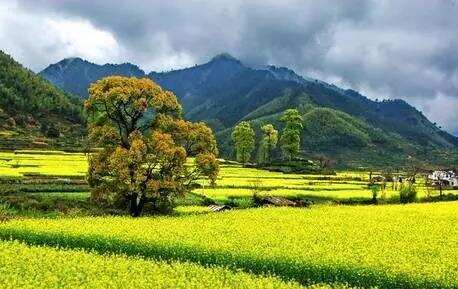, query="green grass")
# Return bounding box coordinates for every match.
[1,202,456,288]
[27,192,90,200]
